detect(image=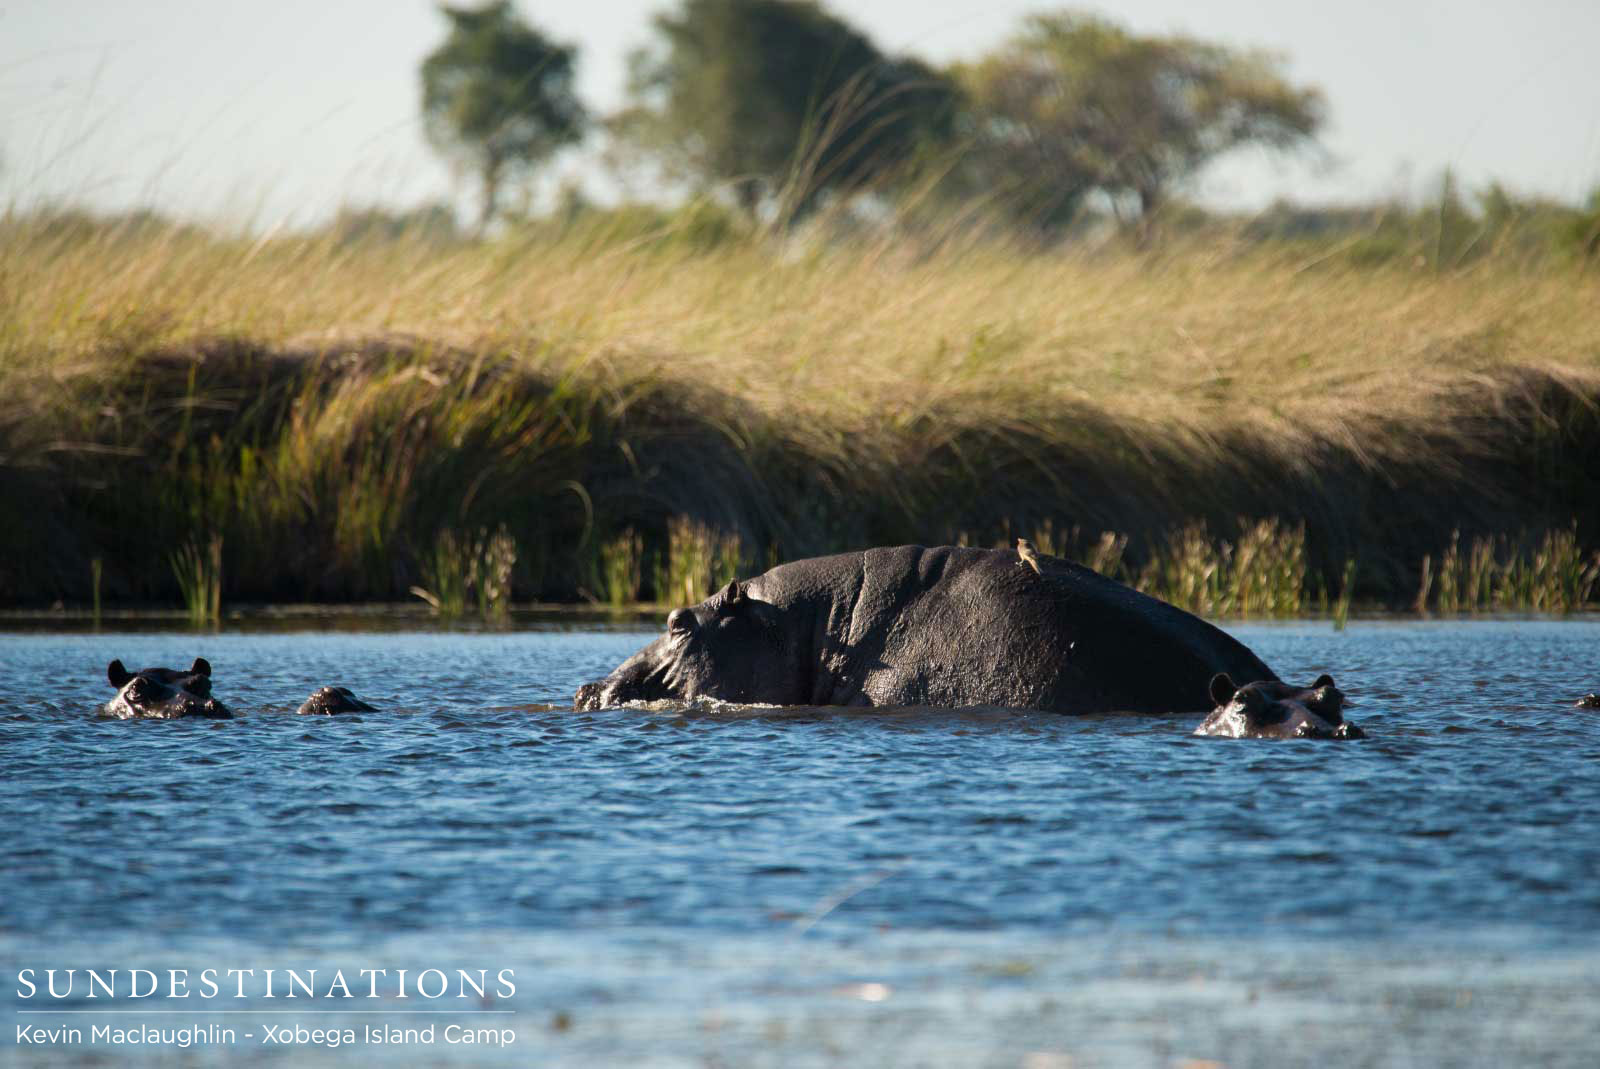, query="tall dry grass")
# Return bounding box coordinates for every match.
[2,209,1597,610]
